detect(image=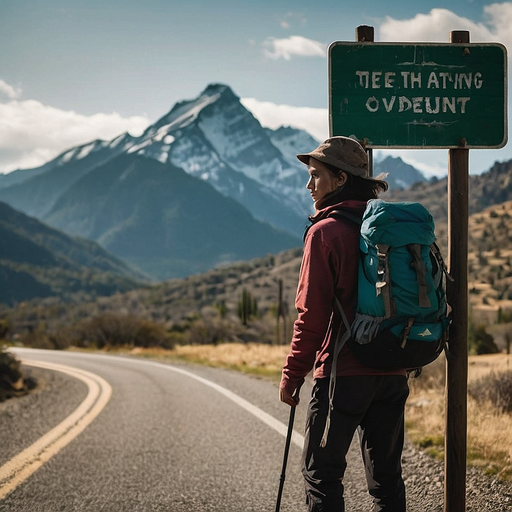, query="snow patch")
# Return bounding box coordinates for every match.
[157,149,169,164]
[59,150,76,164]
[127,139,152,154]
[76,143,97,160]
[109,134,128,148]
